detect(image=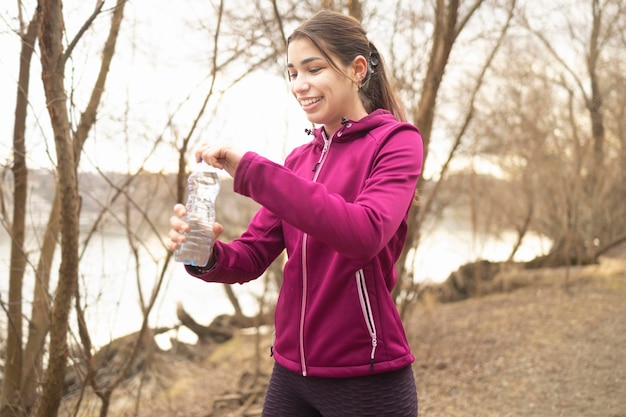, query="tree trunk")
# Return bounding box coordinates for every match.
[395,0,462,296]
[20,195,59,413]
[35,1,81,416]
[0,11,38,417]
[586,0,606,258]
[19,0,122,413]
[394,0,489,303]
[347,0,363,21]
